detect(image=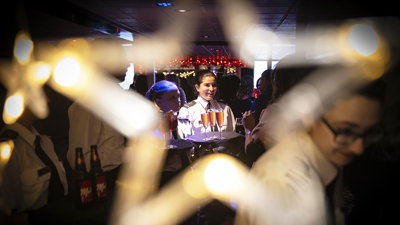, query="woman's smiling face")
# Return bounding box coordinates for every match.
[195,76,217,101]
